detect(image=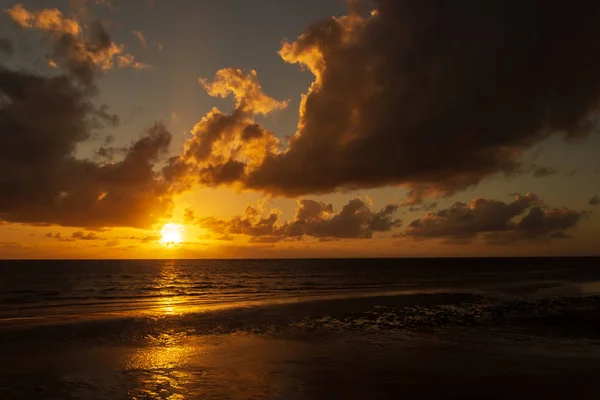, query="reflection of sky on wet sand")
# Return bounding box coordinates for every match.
[530,280,600,297]
[4,318,600,399]
[122,342,199,400]
[113,264,312,400]
[117,333,308,399]
[578,281,600,295]
[7,261,600,399]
